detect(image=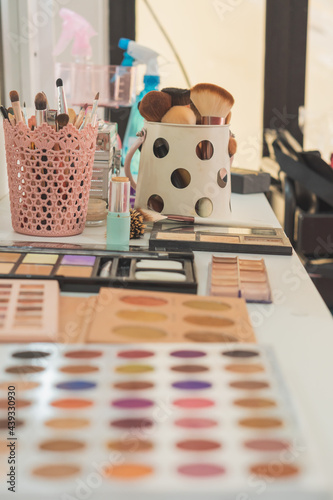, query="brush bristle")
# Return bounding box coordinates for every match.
[161,106,196,125]
[34,92,47,111]
[130,209,145,239]
[9,91,19,103]
[56,78,63,87]
[228,136,237,157]
[56,113,69,129]
[139,91,172,122]
[161,87,191,106]
[94,92,99,100]
[190,83,234,118]
[136,207,167,223]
